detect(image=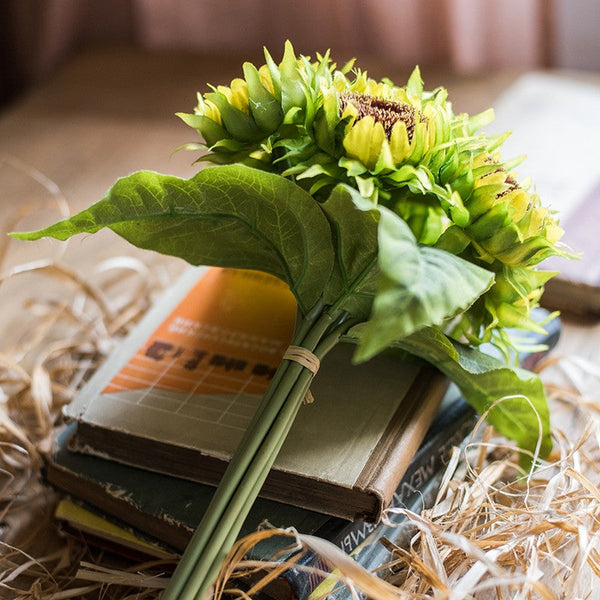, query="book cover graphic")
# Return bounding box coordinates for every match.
[97,268,297,457]
[66,265,427,507]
